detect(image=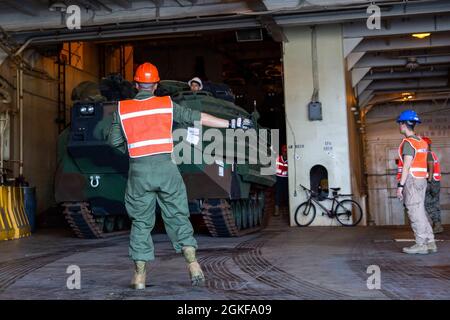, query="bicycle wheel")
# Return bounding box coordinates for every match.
[294,201,316,227]
[335,199,363,226]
